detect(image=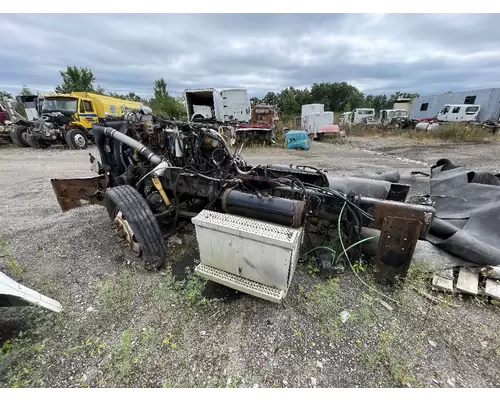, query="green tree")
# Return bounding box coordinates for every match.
[309,82,364,113]
[125,92,142,102]
[365,94,390,111]
[55,65,96,93]
[262,92,279,106]
[249,96,260,106]
[275,87,312,116]
[94,85,106,95]
[150,78,185,118]
[19,85,33,96]
[0,90,12,102]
